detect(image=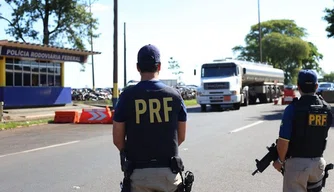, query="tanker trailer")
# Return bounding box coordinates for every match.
[195,59,285,112]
